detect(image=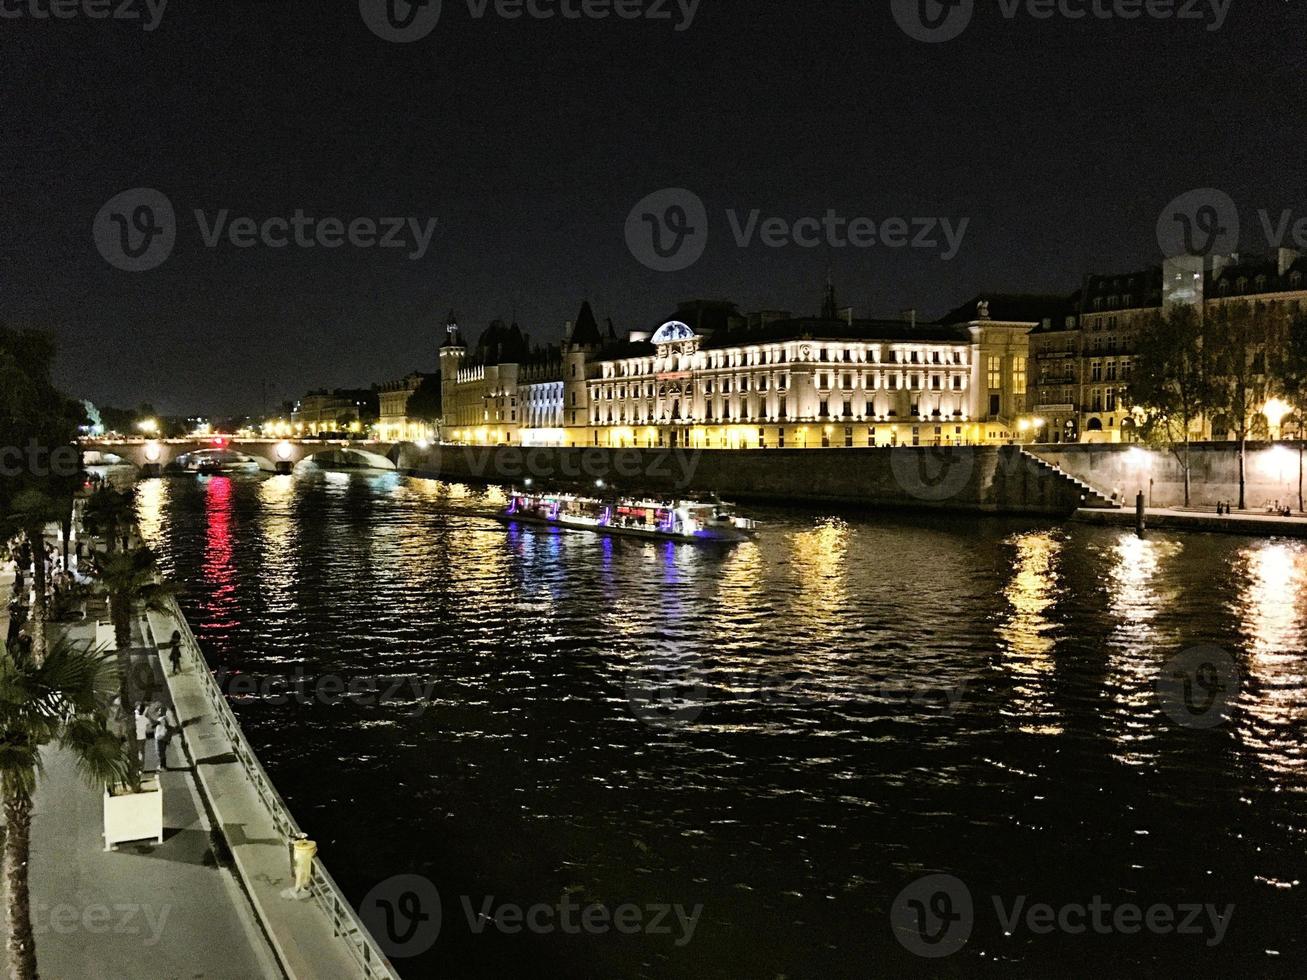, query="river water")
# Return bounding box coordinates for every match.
[126,468,1307,978]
